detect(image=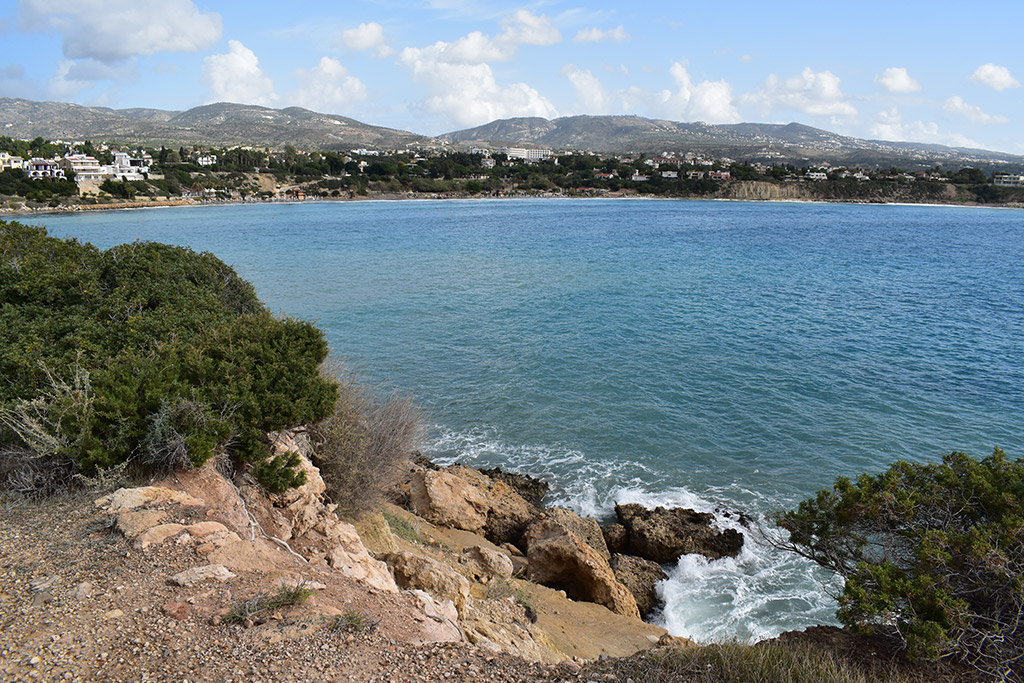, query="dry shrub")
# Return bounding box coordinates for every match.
[311,365,425,519]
